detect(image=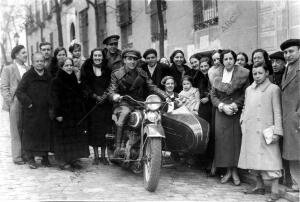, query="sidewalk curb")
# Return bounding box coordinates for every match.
[240,170,300,202]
